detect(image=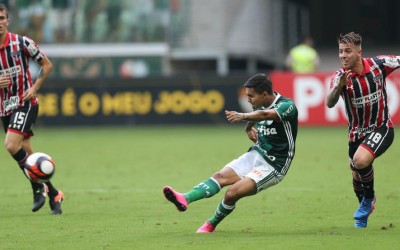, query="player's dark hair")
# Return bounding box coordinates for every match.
[0,3,8,18]
[338,32,362,46]
[244,73,273,94]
